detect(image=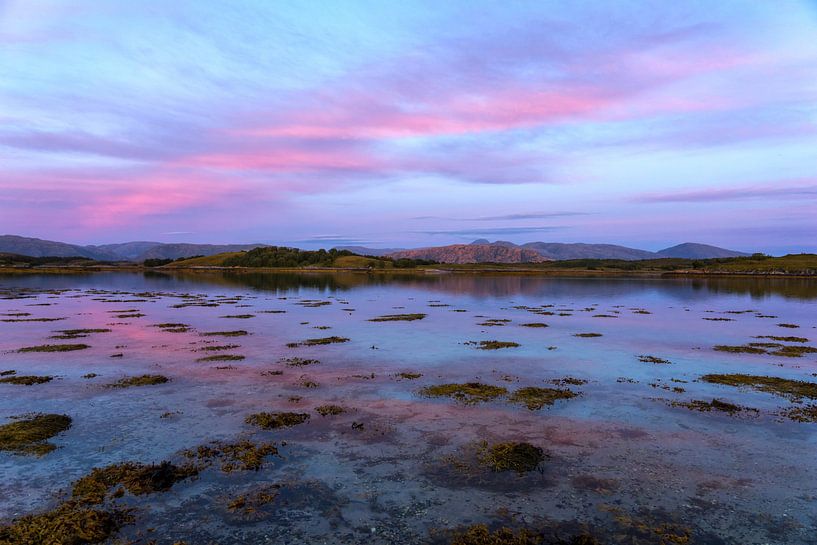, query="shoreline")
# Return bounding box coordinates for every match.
[1,265,816,278]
